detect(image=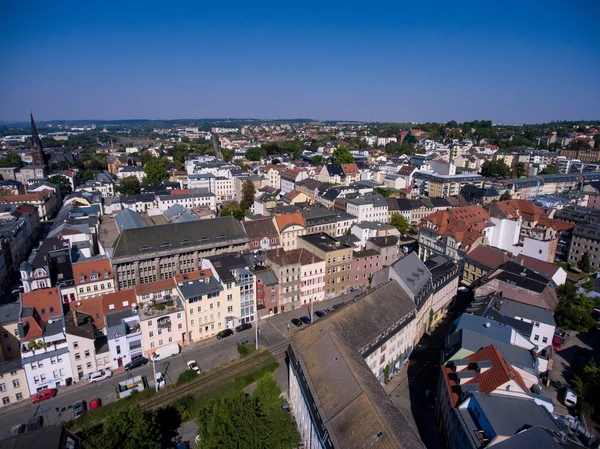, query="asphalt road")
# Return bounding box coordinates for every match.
[0,289,356,439]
